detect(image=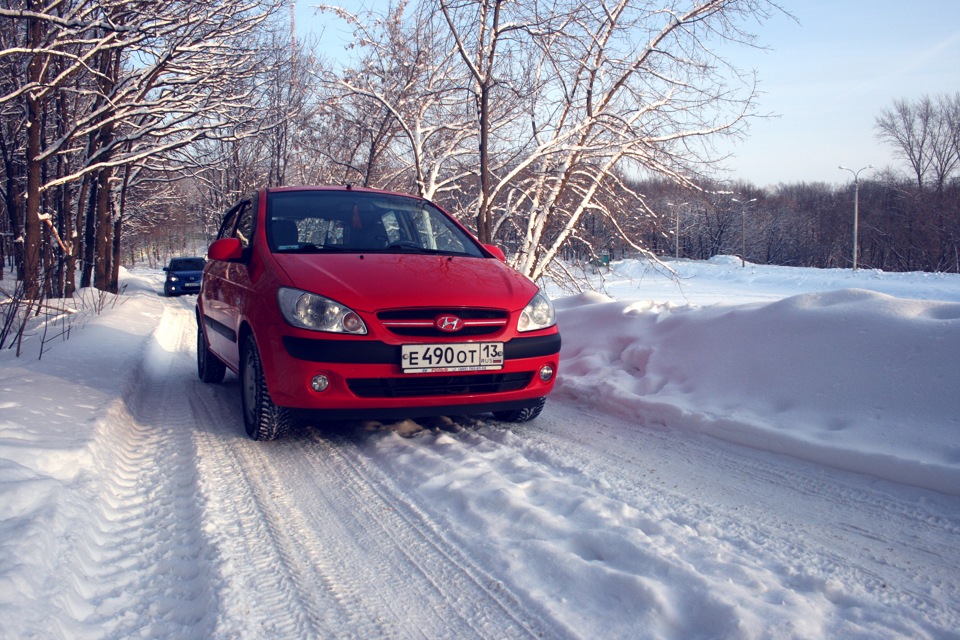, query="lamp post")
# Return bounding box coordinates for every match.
[732,197,756,268]
[667,202,688,259]
[838,164,872,271]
